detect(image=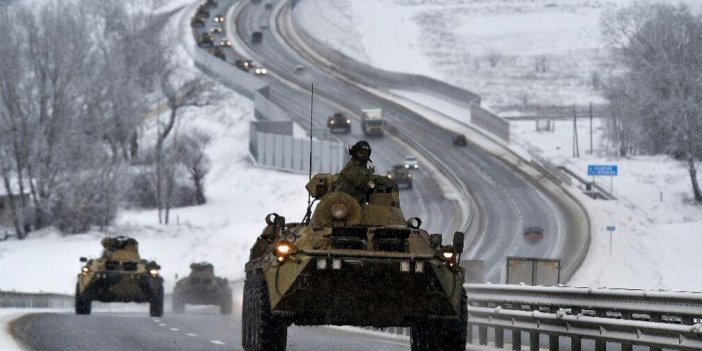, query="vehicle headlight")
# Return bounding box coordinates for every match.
[367,181,376,189]
[330,120,335,124]
[404,165,409,169]
[275,240,295,262]
[149,269,160,276]
[261,68,267,74]
[442,251,454,259]
[346,119,351,124]
[81,266,89,274]
[330,203,348,219]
